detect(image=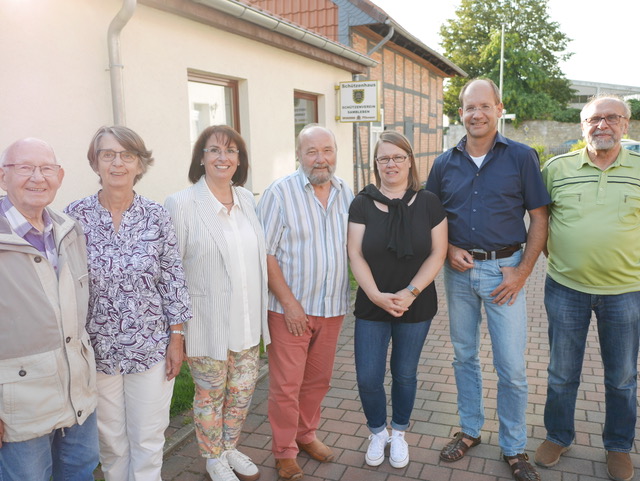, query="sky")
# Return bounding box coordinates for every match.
[371,0,640,88]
